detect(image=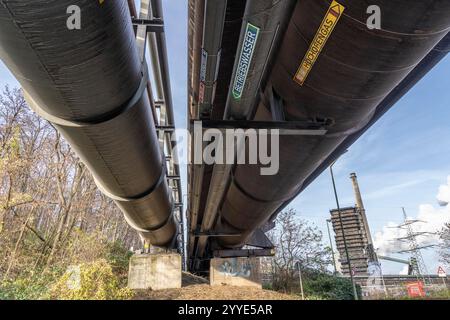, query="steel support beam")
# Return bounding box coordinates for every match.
[192,120,328,136]
[137,0,184,268]
[132,18,164,33]
[213,249,275,258]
